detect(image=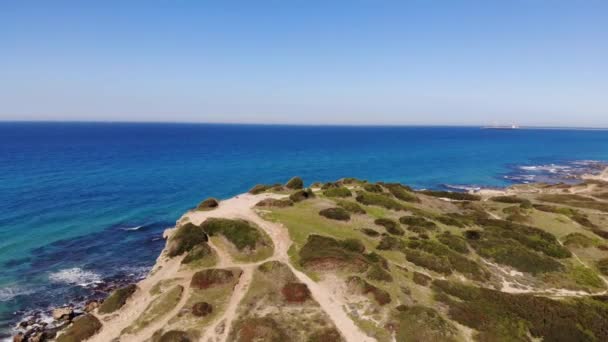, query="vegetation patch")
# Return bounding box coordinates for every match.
[436,232,469,254]
[490,196,531,205]
[383,183,419,202]
[196,197,219,210]
[98,284,137,314]
[356,191,406,211]
[366,264,393,282]
[363,183,384,193]
[181,242,213,265]
[323,186,352,198]
[374,218,404,236]
[361,228,380,237]
[56,314,102,342]
[418,190,481,201]
[123,285,184,335]
[433,280,608,342]
[346,276,391,305]
[249,184,271,194]
[201,218,264,251]
[191,302,213,317]
[377,235,404,251]
[255,198,293,208]
[335,200,365,214]
[412,272,432,286]
[399,216,437,230]
[307,328,343,342]
[298,234,374,271]
[538,194,608,212]
[156,330,192,342]
[231,317,289,342]
[563,232,596,248]
[285,176,304,190]
[190,269,241,290]
[167,222,208,257]
[289,189,315,202]
[406,239,488,280]
[281,282,311,303]
[404,249,452,275]
[318,207,351,221]
[390,305,458,342]
[597,258,608,276]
